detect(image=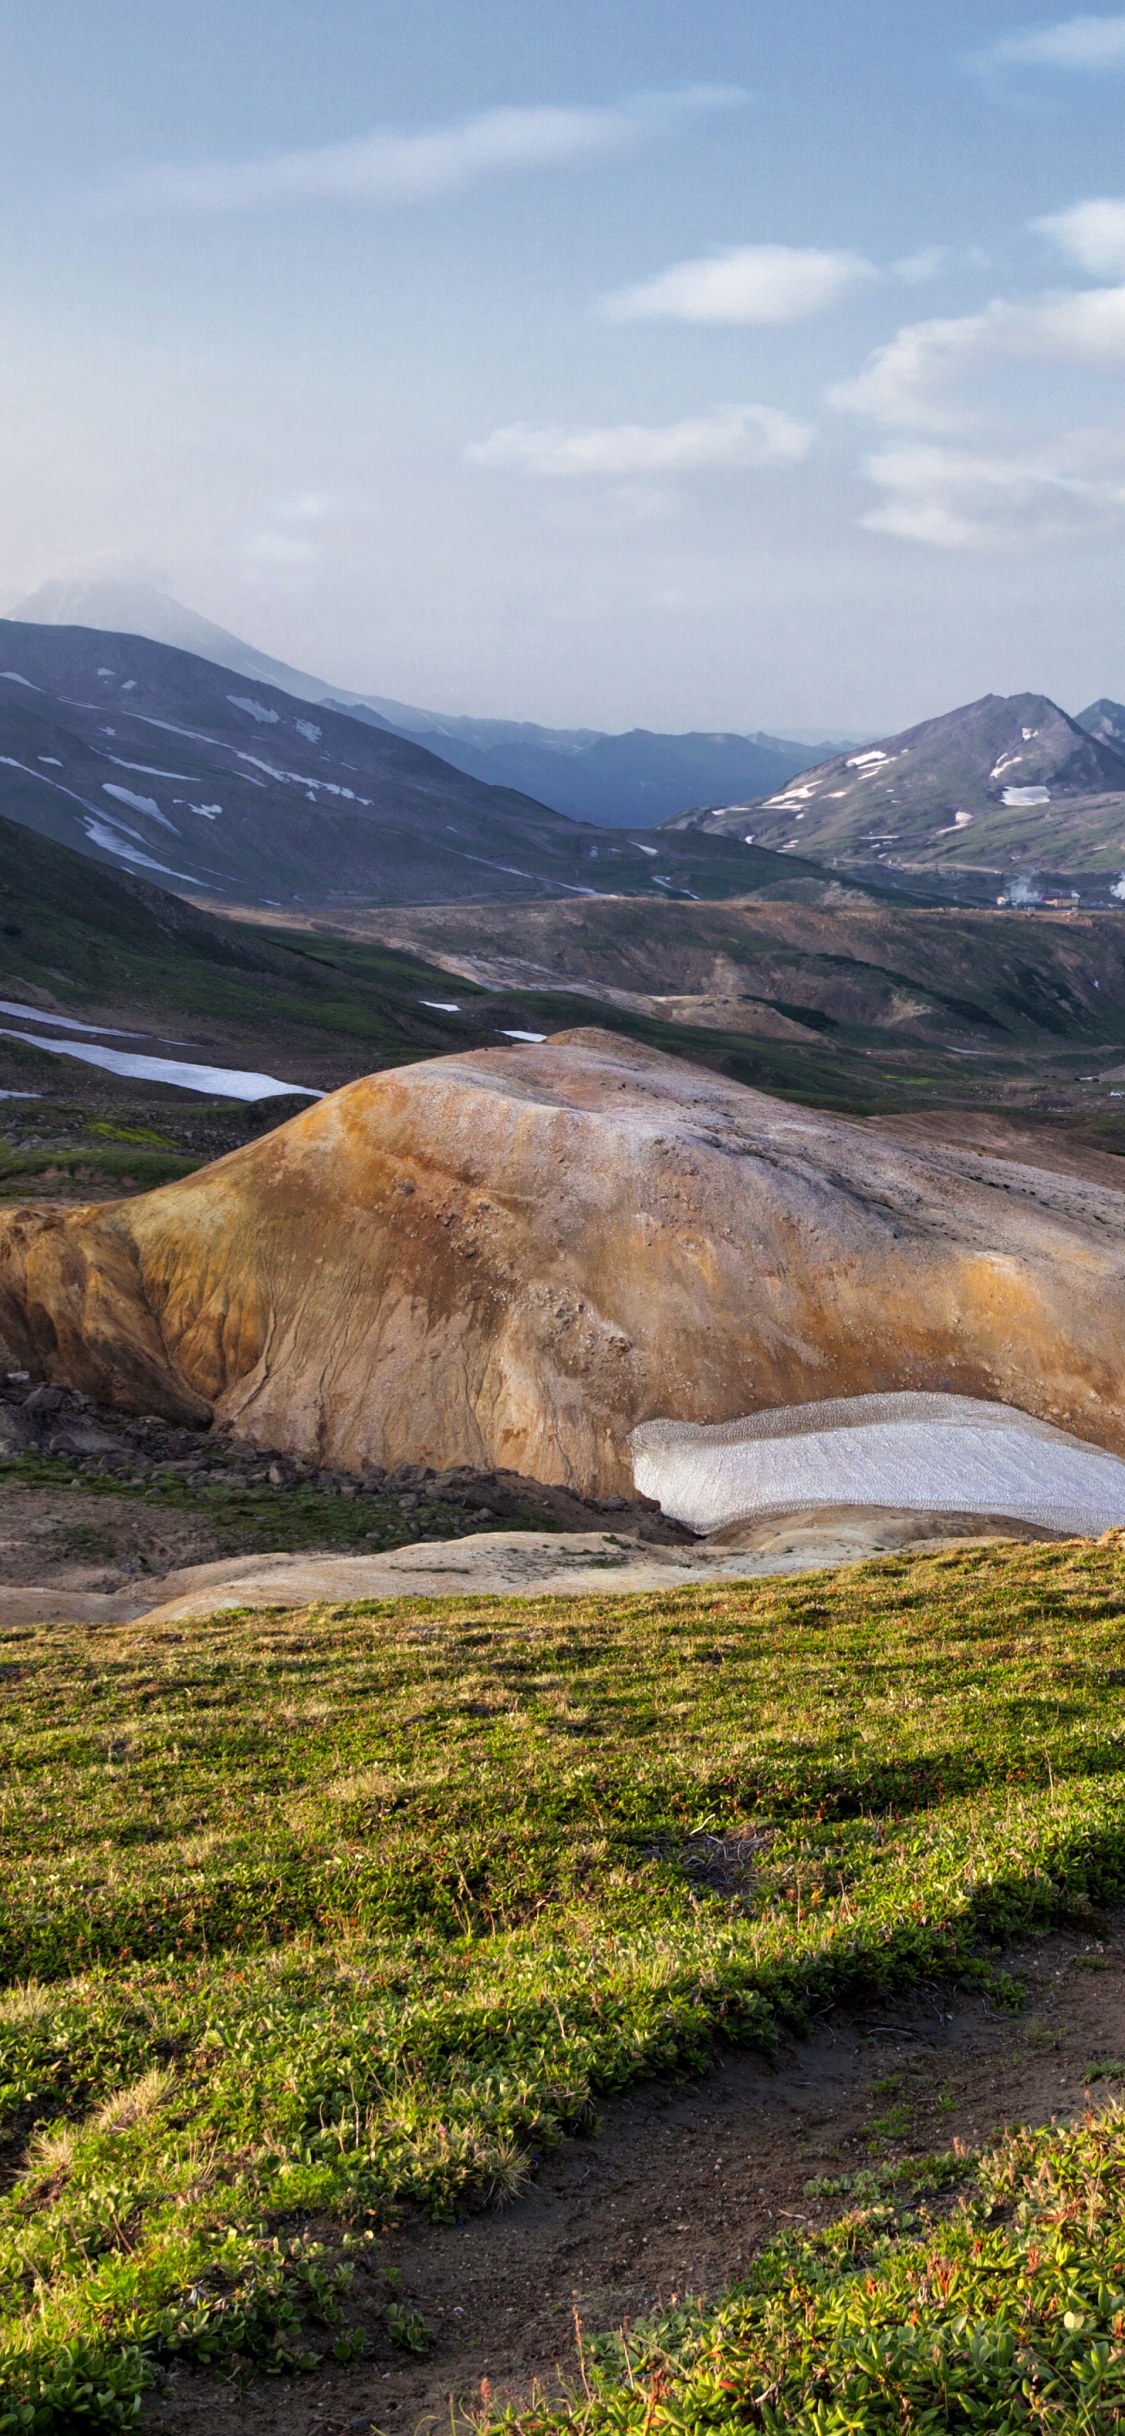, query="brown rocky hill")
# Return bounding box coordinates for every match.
[1,1031,1125,1491]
